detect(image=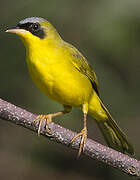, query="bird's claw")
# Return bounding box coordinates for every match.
[71,127,87,158]
[34,114,52,135]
